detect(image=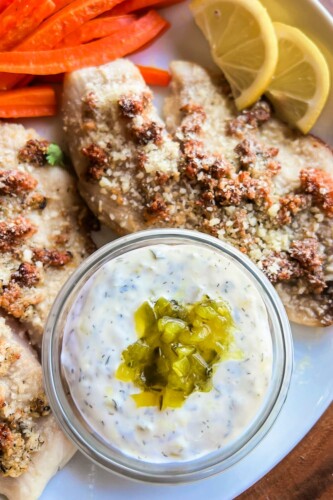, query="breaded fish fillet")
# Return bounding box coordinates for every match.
[0,123,94,347]
[0,316,75,500]
[63,59,180,234]
[63,59,333,327]
[165,62,333,327]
